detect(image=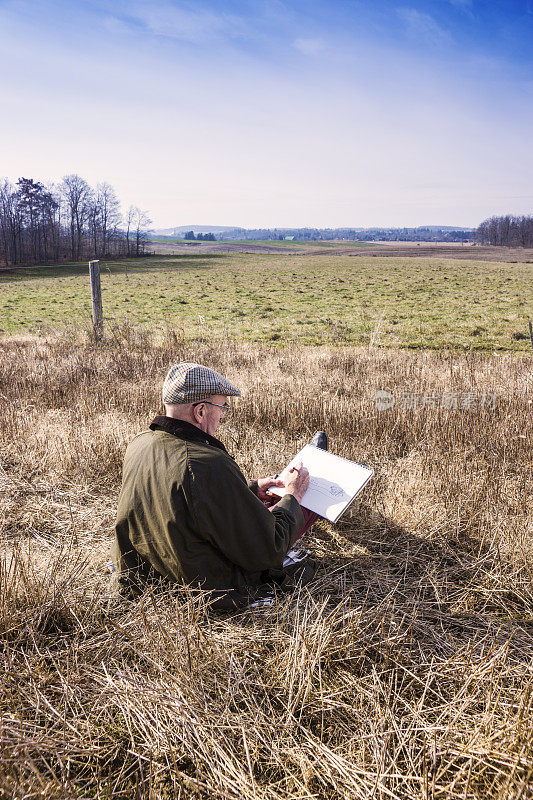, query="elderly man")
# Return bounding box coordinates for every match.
[113,362,325,608]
